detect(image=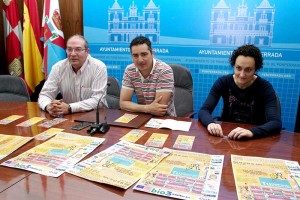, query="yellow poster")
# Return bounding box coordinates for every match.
[144,133,168,148]
[173,135,195,150]
[0,115,24,124]
[0,134,33,160]
[232,155,300,200]
[67,140,171,189]
[16,117,45,127]
[35,128,64,140]
[120,129,147,143]
[1,132,105,177]
[134,150,224,200]
[114,113,138,123]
